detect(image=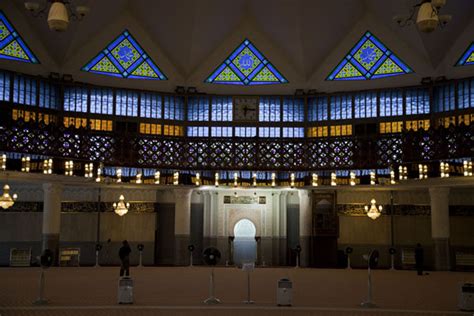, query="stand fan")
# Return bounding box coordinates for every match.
[33,249,53,305]
[361,250,379,308]
[203,247,221,304]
